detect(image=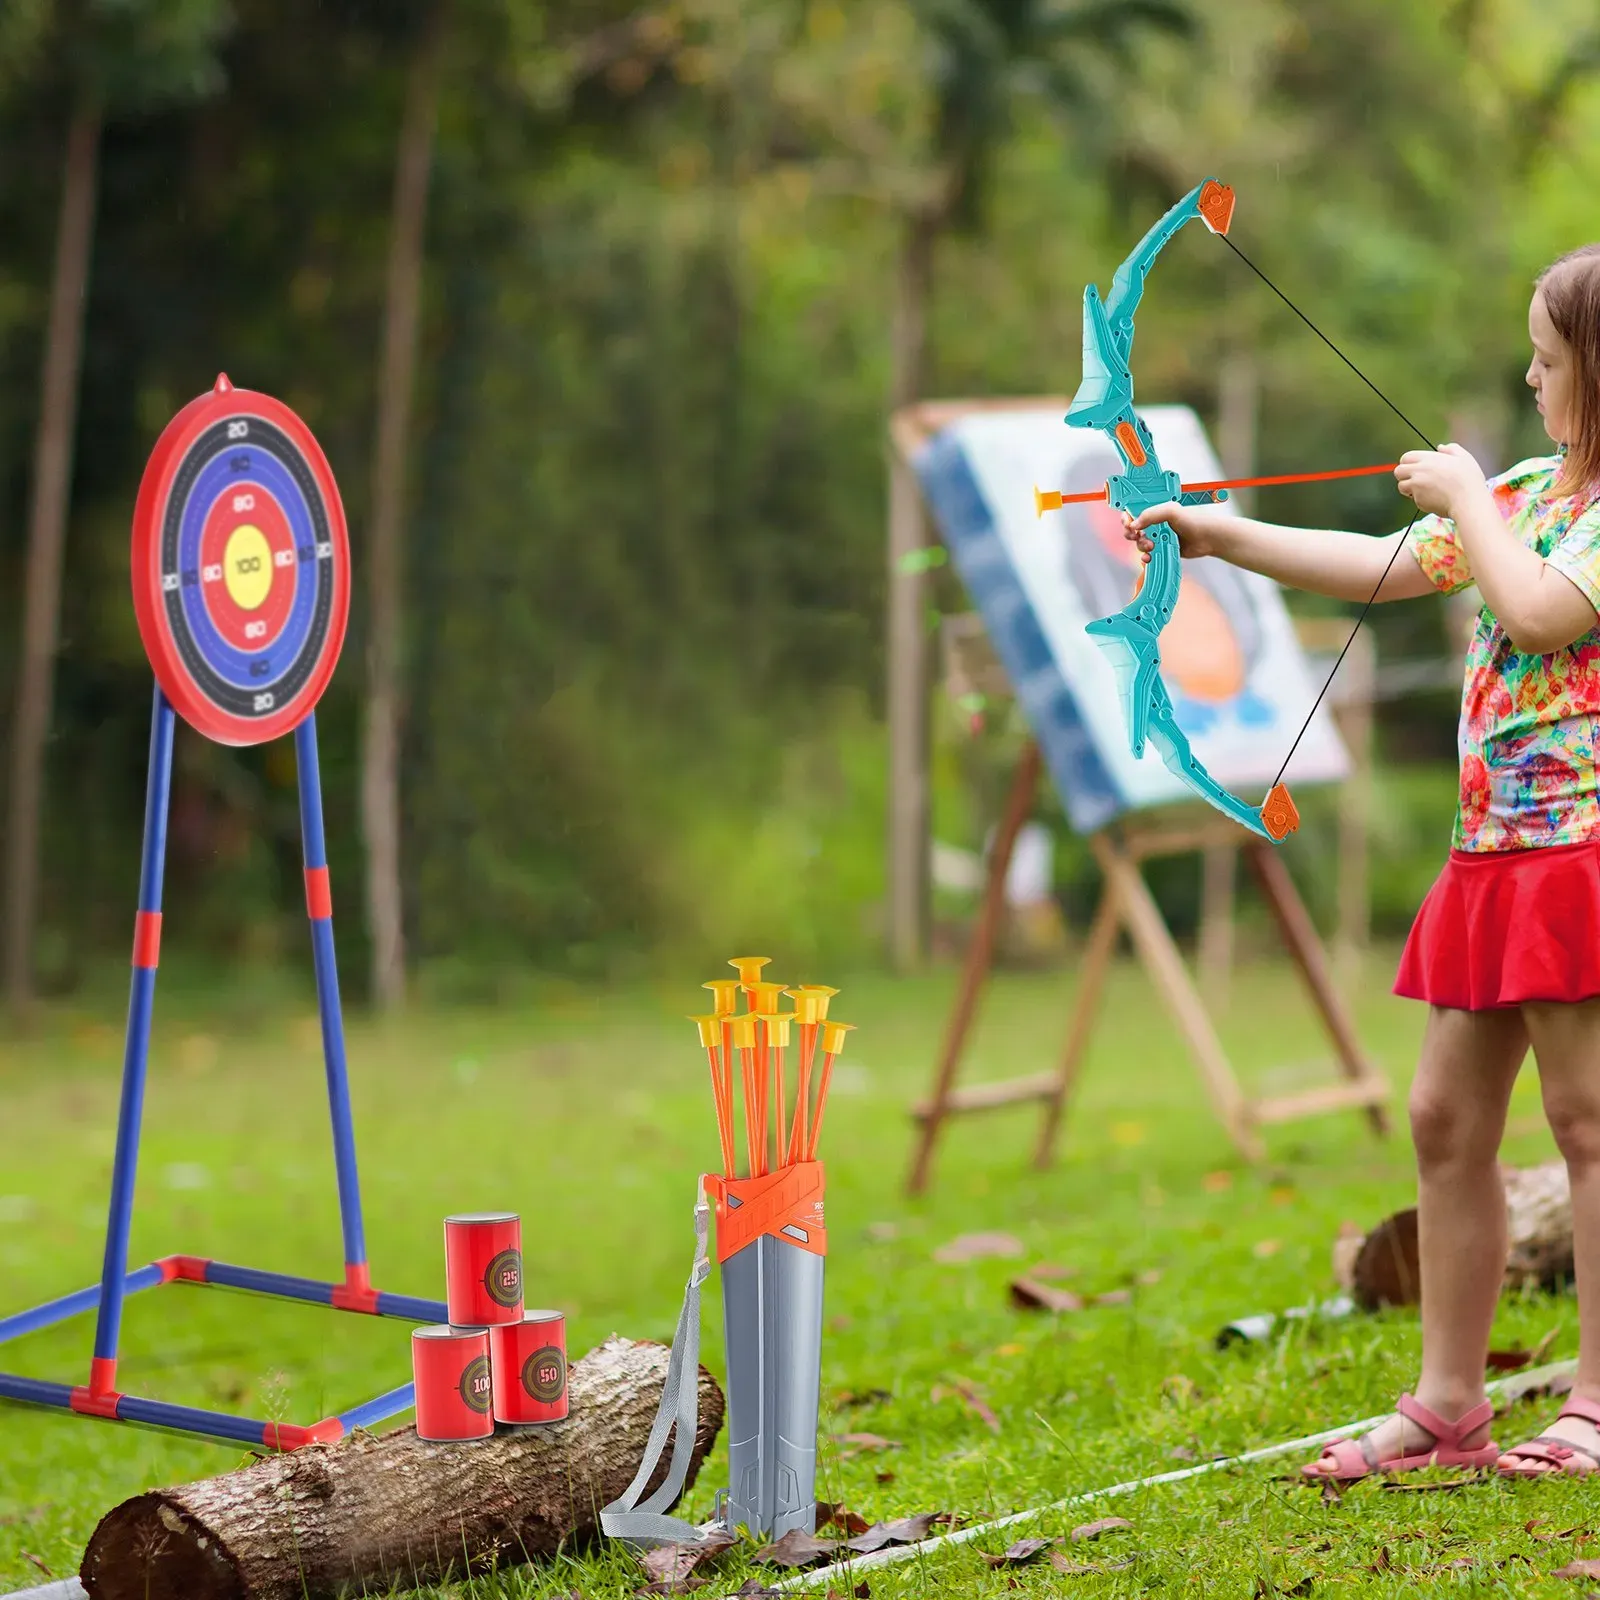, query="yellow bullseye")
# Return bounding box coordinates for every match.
[223,524,272,610]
